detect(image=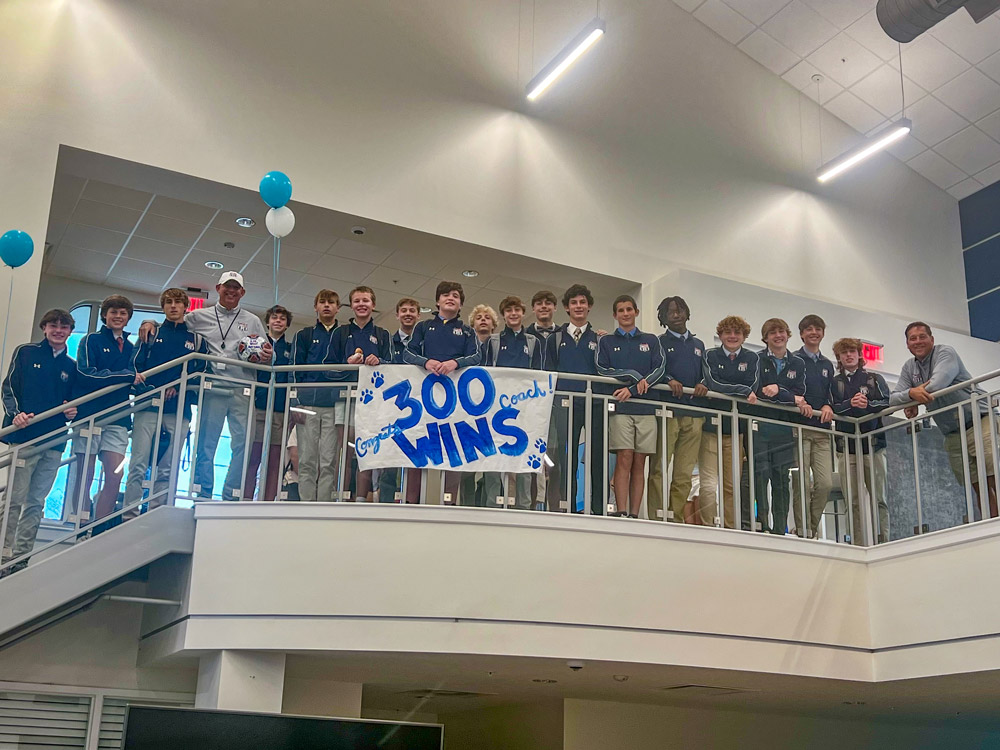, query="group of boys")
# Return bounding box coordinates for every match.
[1,270,995,575]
